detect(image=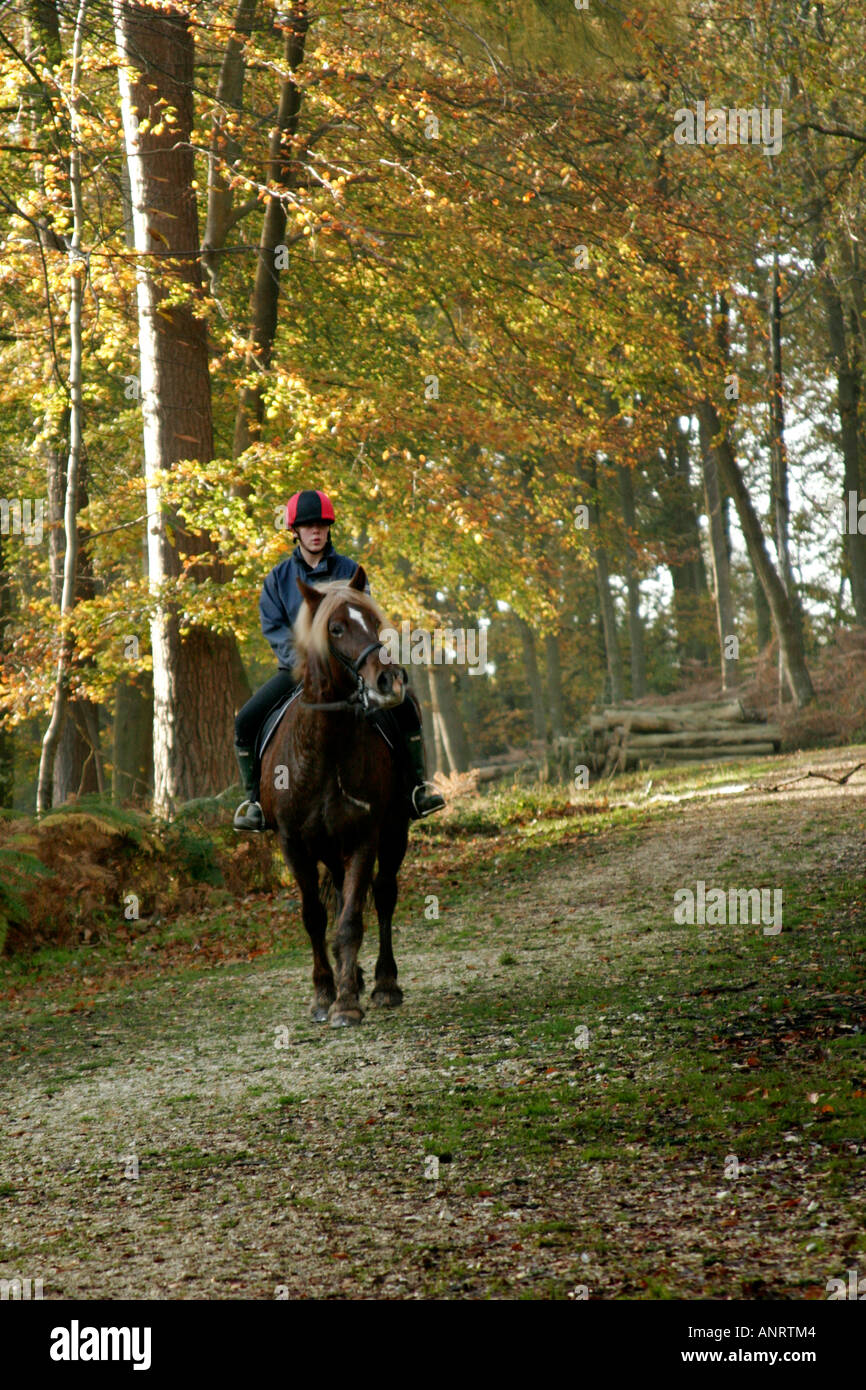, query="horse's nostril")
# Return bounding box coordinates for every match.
[377,672,390,693]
